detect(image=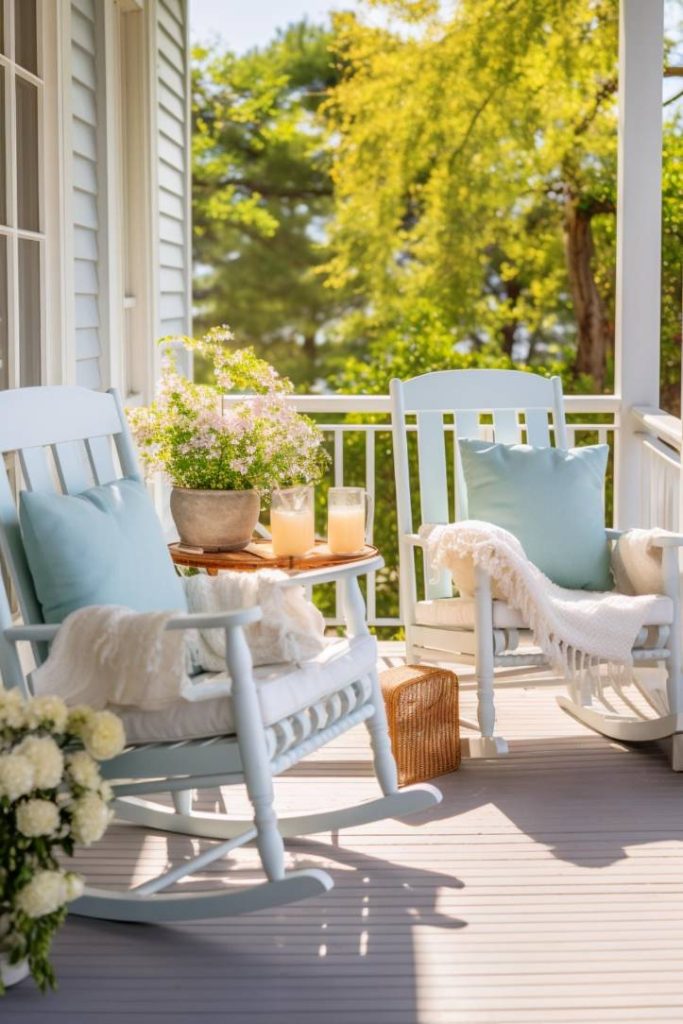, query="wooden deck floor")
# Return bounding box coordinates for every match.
[5,650,683,1023]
